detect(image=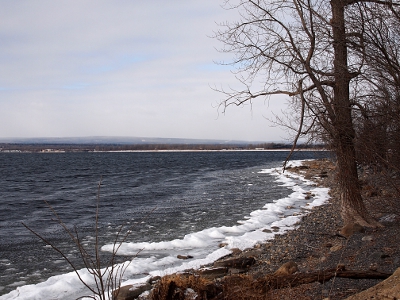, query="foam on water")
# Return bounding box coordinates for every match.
[1,160,330,300]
